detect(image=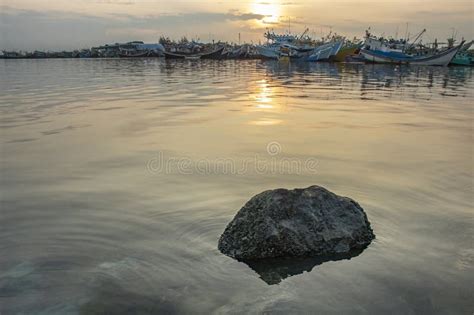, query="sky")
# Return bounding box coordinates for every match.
[0,0,473,50]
